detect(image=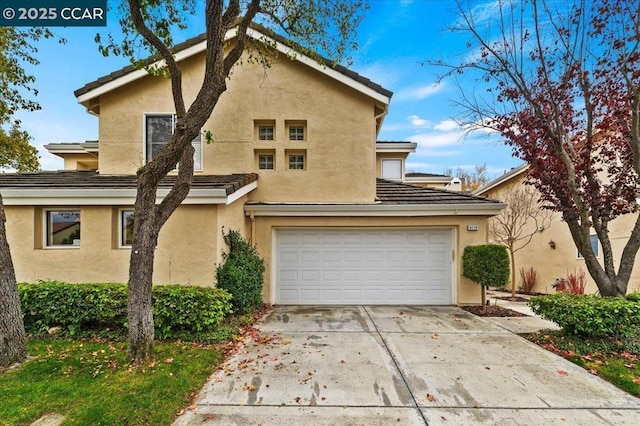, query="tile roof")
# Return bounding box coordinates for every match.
[0,170,258,195]
[74,24,392,99]
[376,179,501,205]
[405,172,451,178]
